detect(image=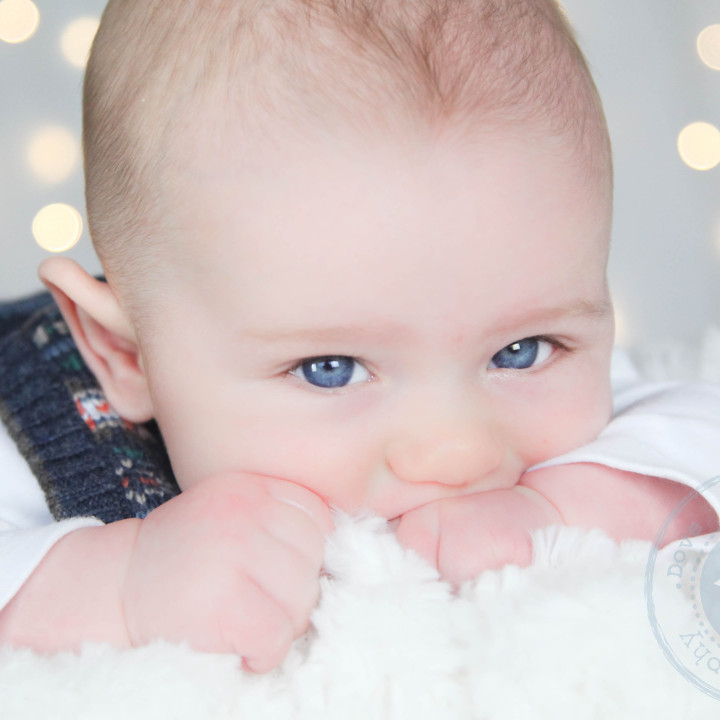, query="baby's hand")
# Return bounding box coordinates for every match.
[393,487,561,587]
[395,464,719,587]
[122,473,333,672]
